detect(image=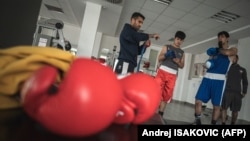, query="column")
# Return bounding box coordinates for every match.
[77,2,102,57]
[92,32,103,58]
